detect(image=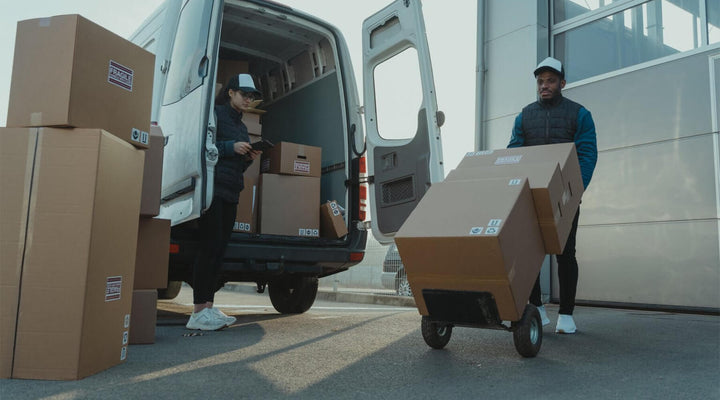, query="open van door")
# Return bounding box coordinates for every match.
[156,0,222,225]
[362,0,445,244]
